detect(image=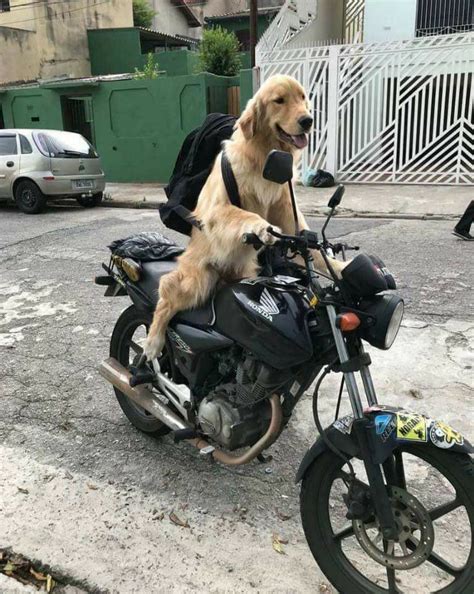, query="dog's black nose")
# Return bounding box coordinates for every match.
[298,116,313,132]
